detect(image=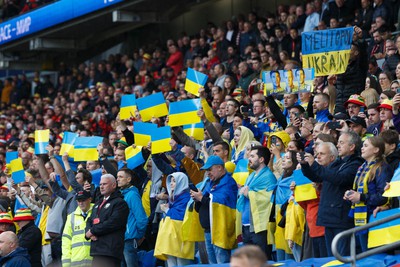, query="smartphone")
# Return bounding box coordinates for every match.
[294,132,301,139]
[189,184,198,192]
[397,88,400,94]
[327,121,342,130]
[240,105,249,114]
[360,107,365,113]
[346,191,354,197]
[270,136,277,145]
[299,152,306,161]
[256,79,262,83]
